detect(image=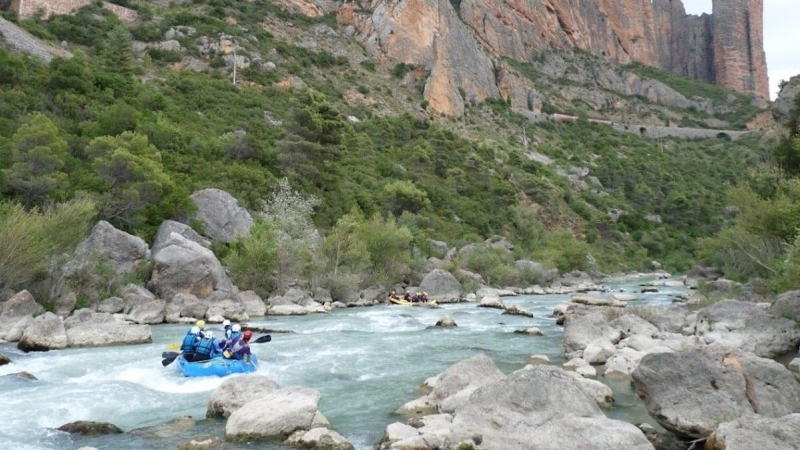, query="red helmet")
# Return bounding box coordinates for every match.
[243,330,252,341]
